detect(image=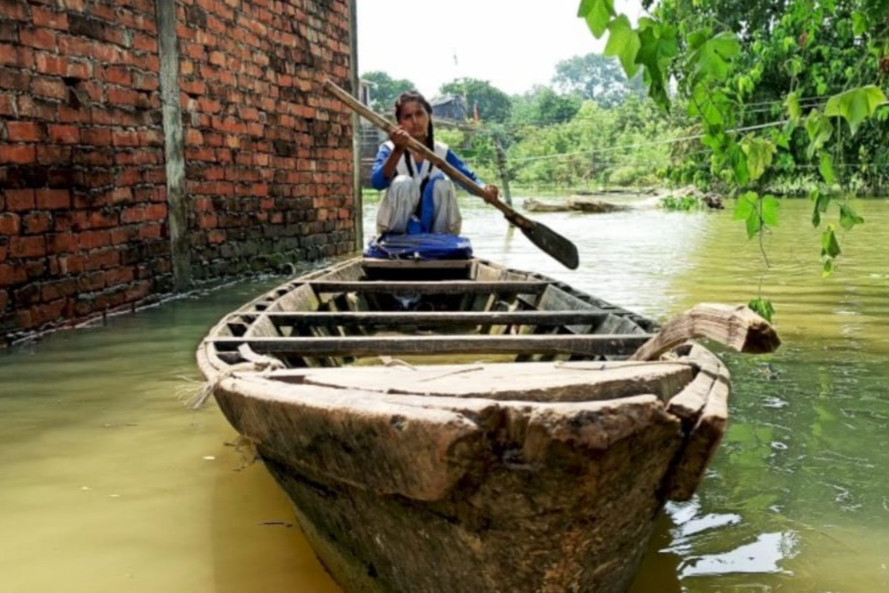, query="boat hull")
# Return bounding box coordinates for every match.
[200,257,737,593]
[213,379,688,593]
